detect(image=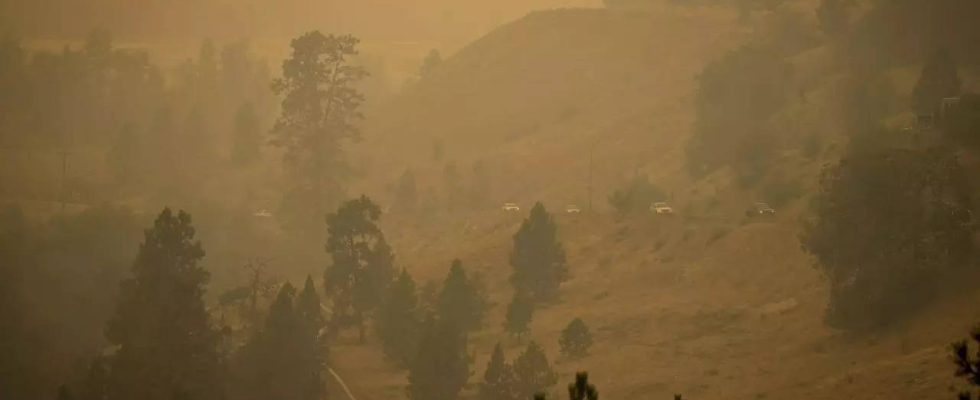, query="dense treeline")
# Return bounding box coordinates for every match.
[0,30,274,203]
